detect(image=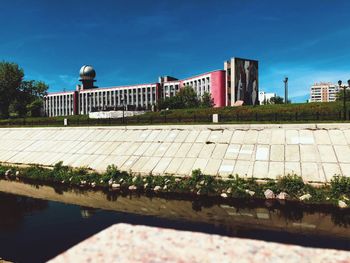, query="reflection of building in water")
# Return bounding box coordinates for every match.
[43,57,259,116]
[80,207,97,219]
